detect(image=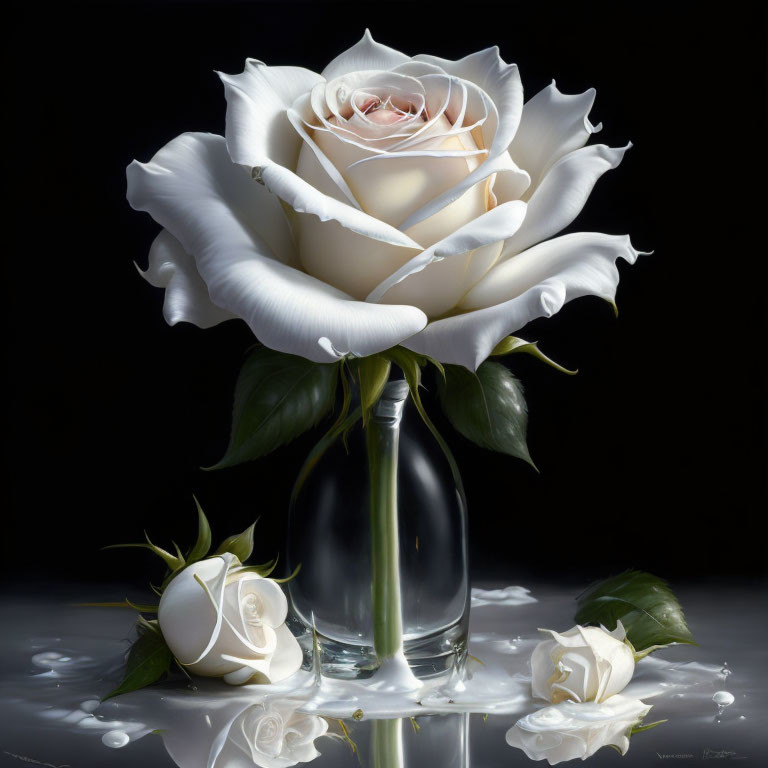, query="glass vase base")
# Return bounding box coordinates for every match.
[291,617,468,680]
